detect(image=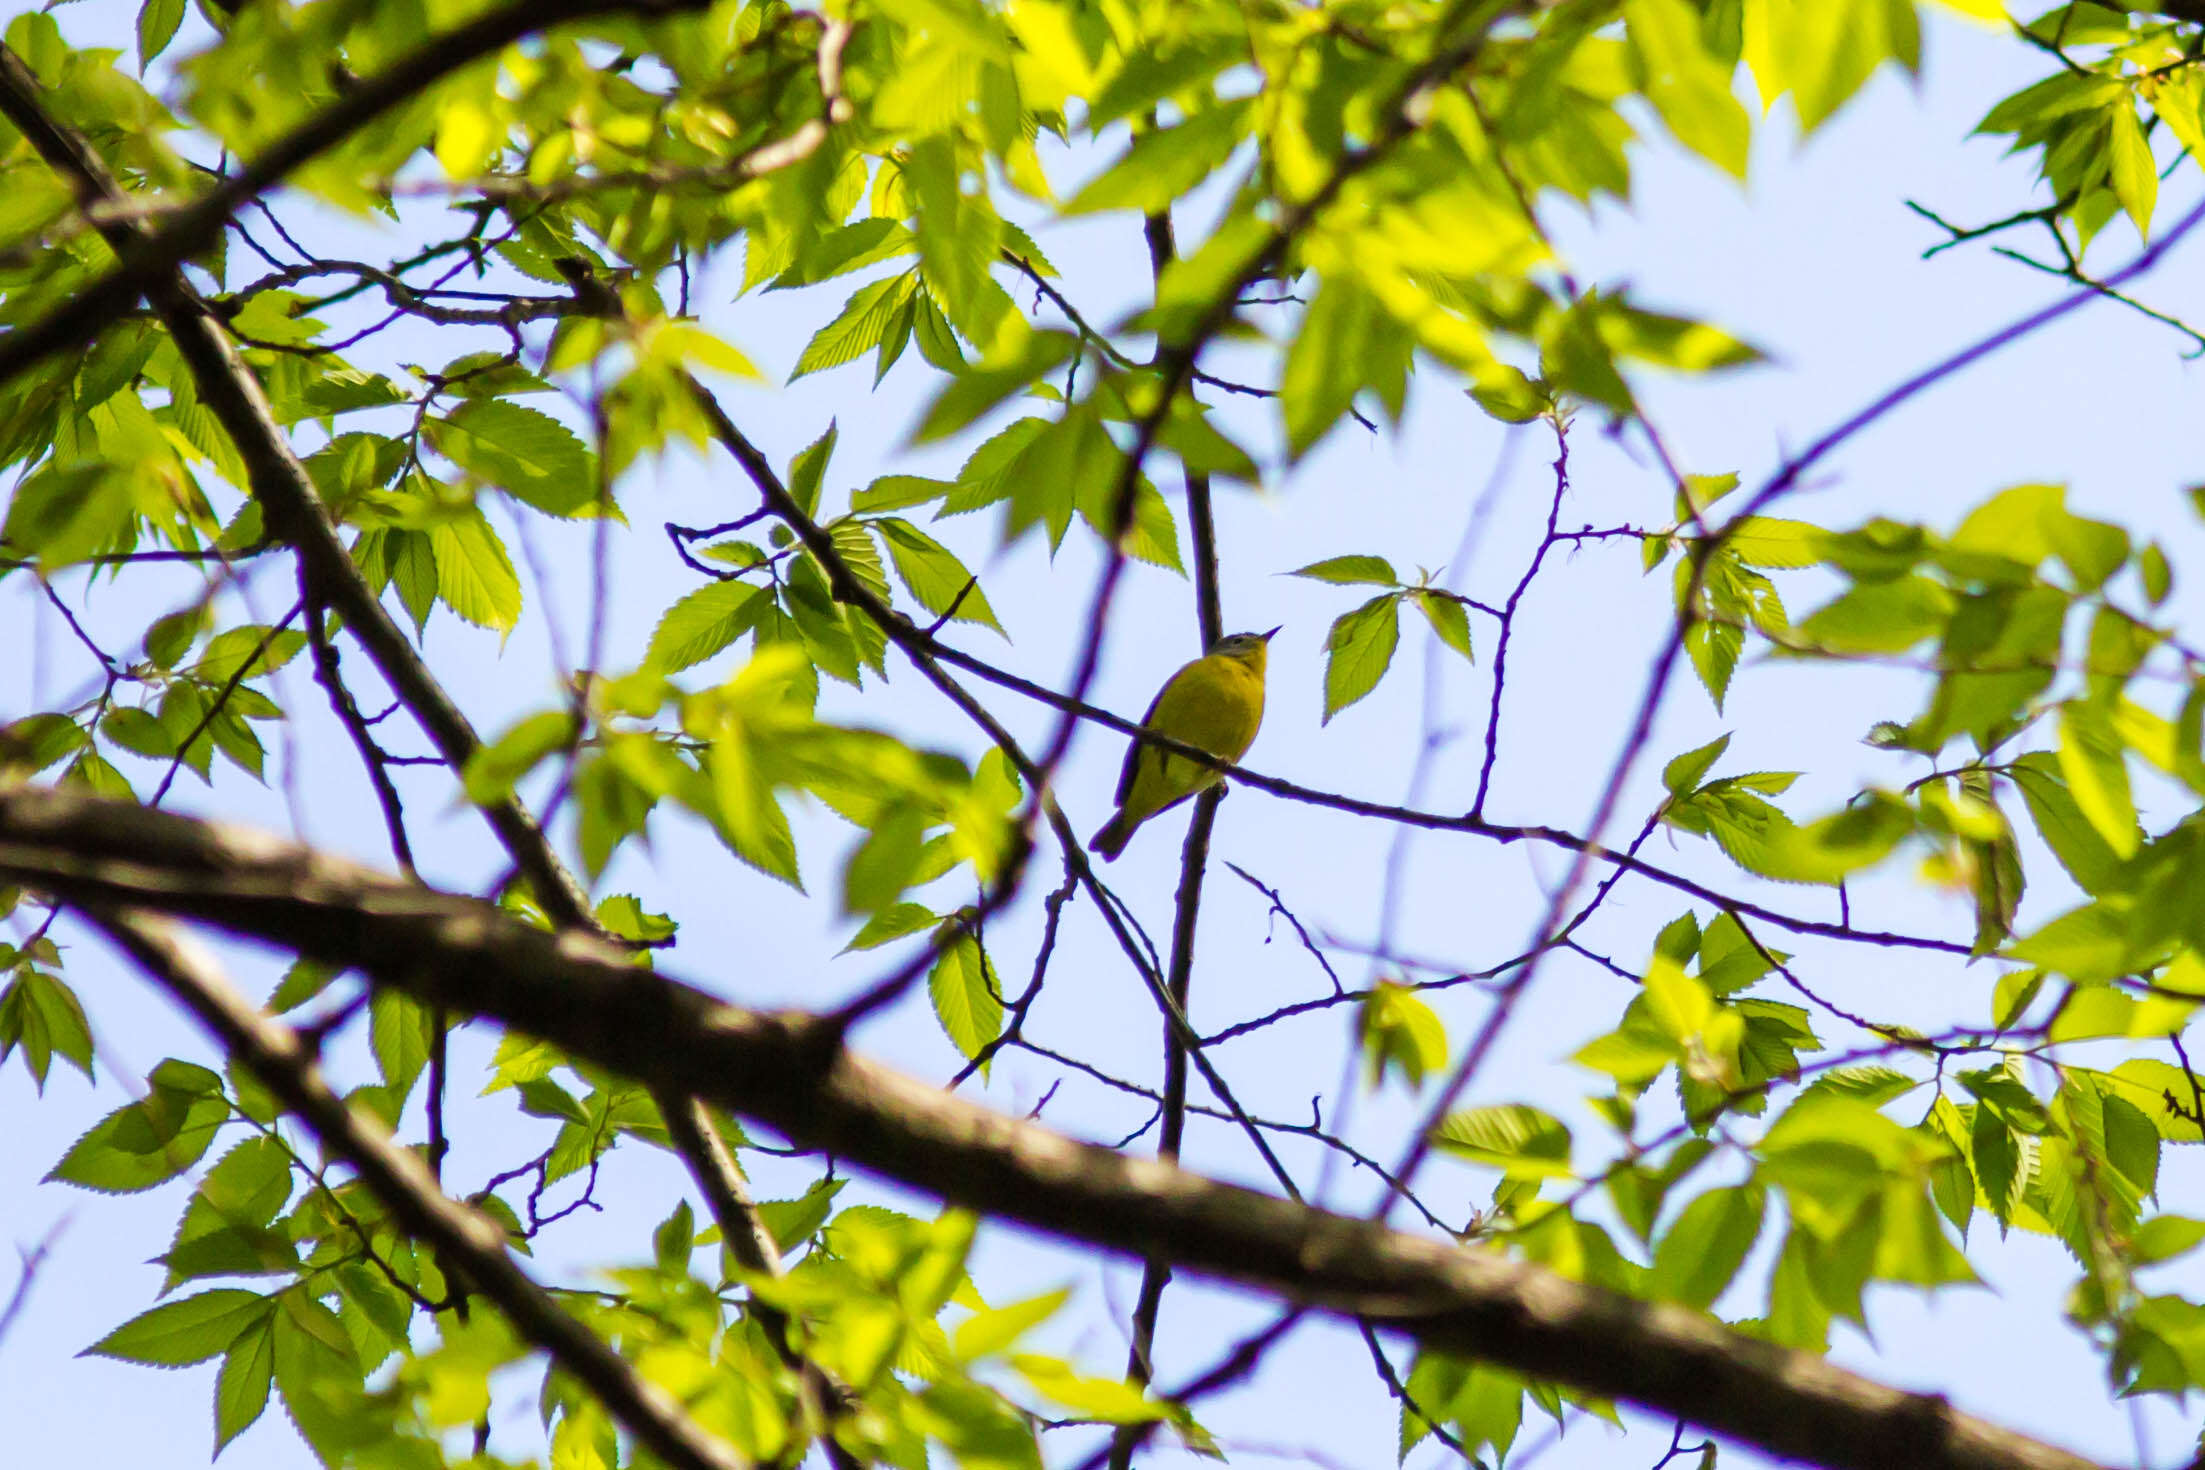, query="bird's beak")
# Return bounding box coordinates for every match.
[1262,626,1282,641]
